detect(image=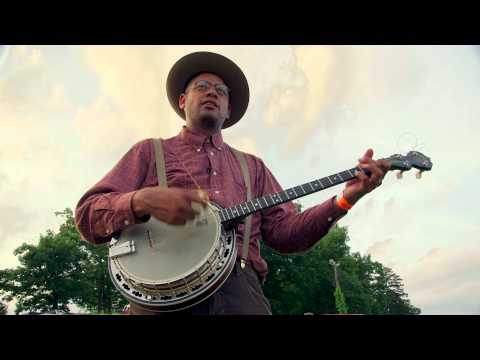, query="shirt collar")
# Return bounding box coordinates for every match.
[179,126,224,150]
